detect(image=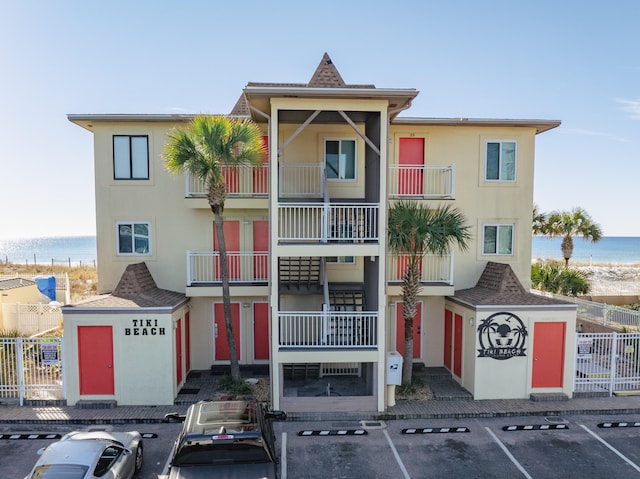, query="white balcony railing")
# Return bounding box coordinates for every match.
[388,165,455,198]
[187,251,269,286]
[278,203,379,242]
[186,165,268,197]
[279,311,378,348]
[278,164,324,198]
[388,253,453,284]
